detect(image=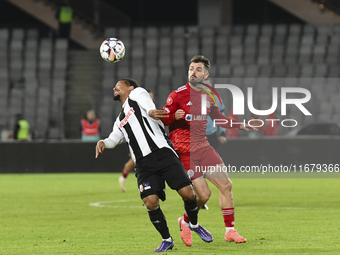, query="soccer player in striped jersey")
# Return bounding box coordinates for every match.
[118,90,154,192]
[96,78,213,252]
[162,55,257,246]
